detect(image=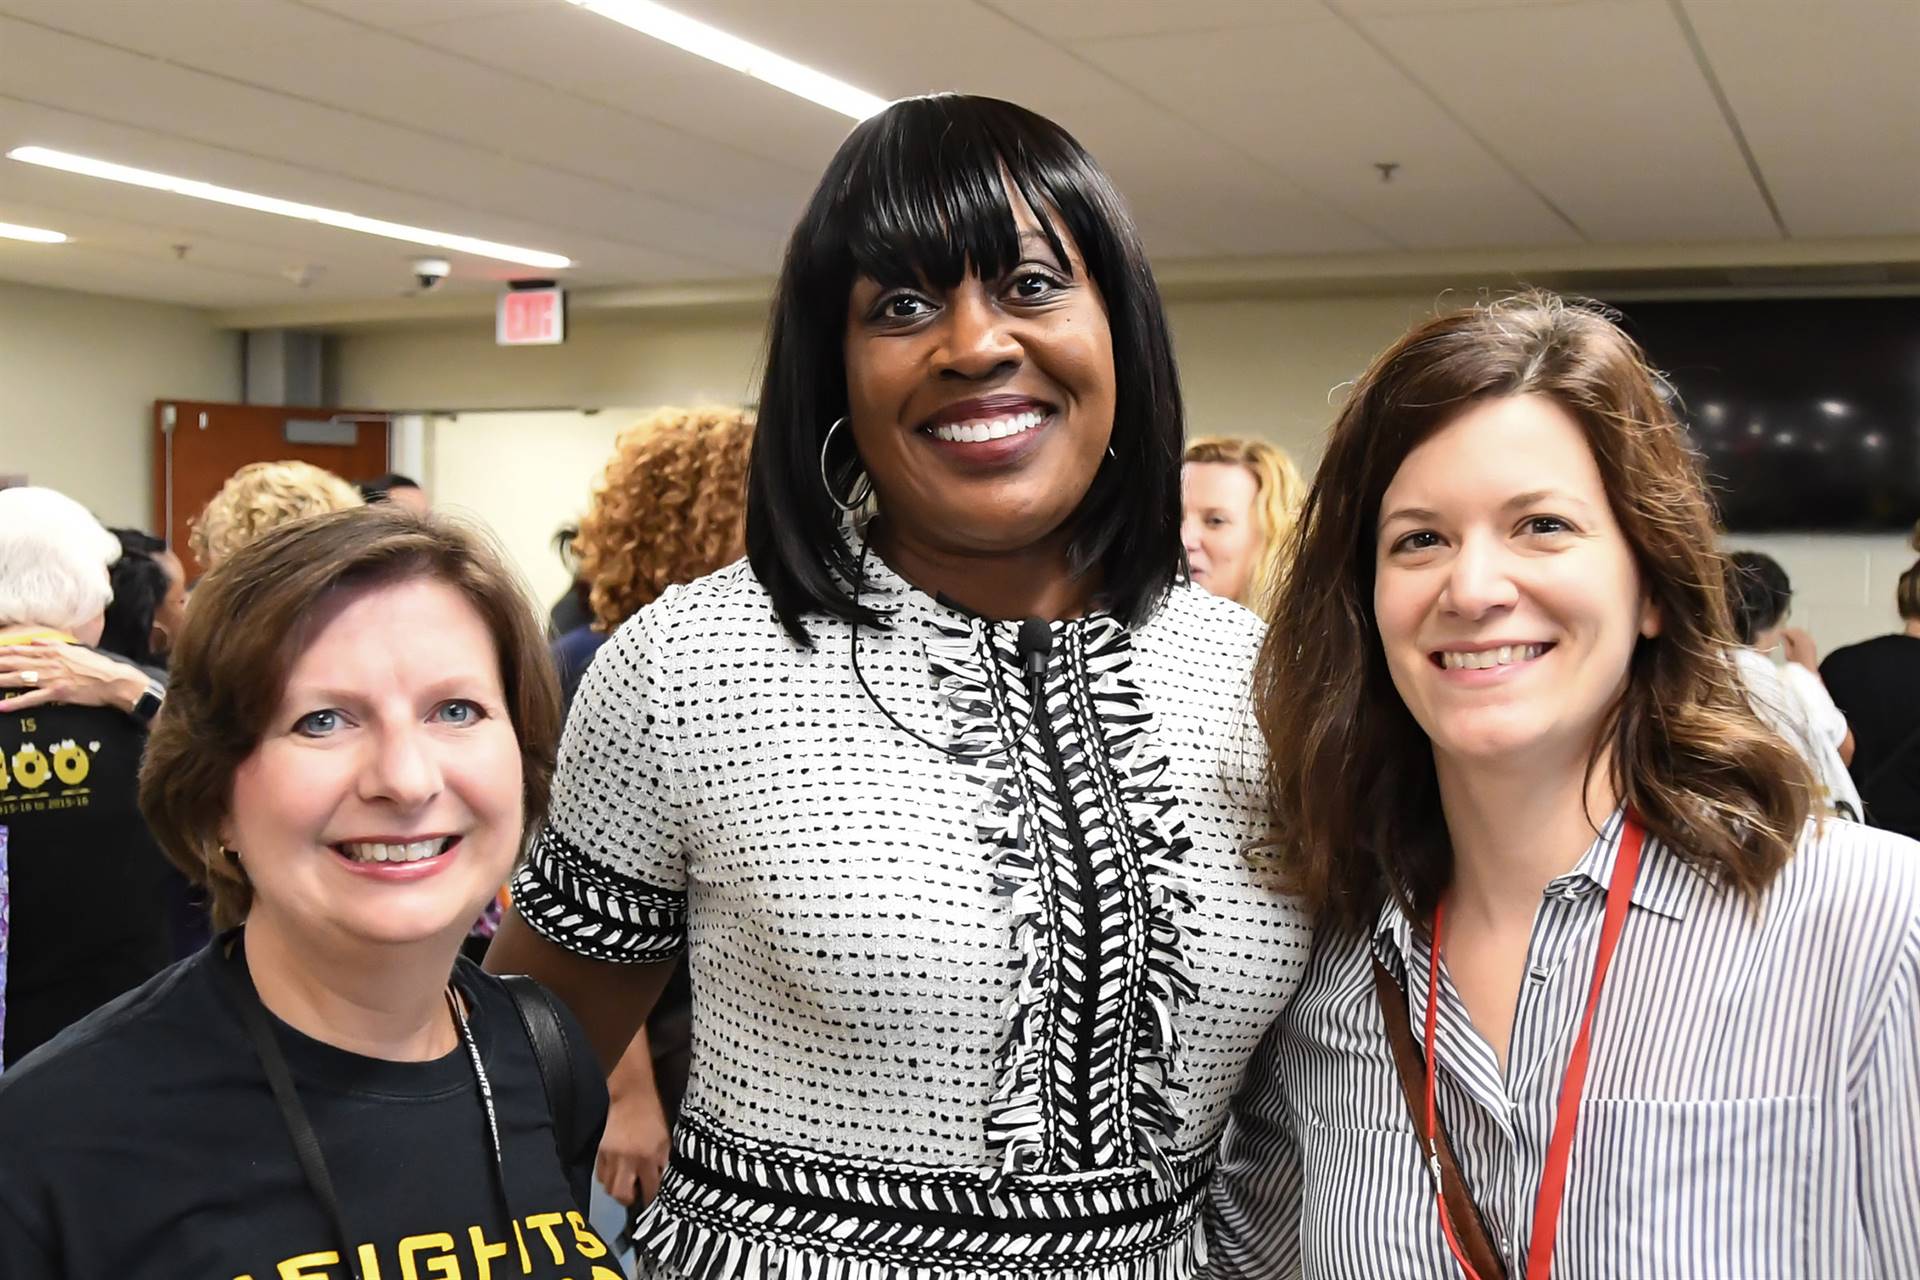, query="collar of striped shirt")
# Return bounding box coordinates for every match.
[1371,806,1712,972]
